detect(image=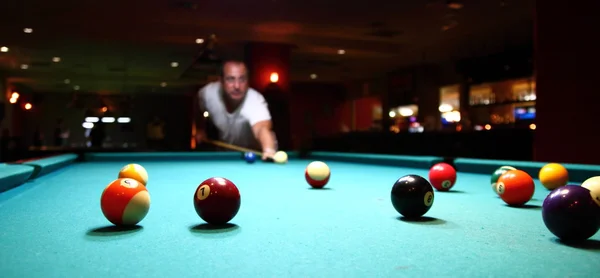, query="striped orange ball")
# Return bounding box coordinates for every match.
[100,178,151,226]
